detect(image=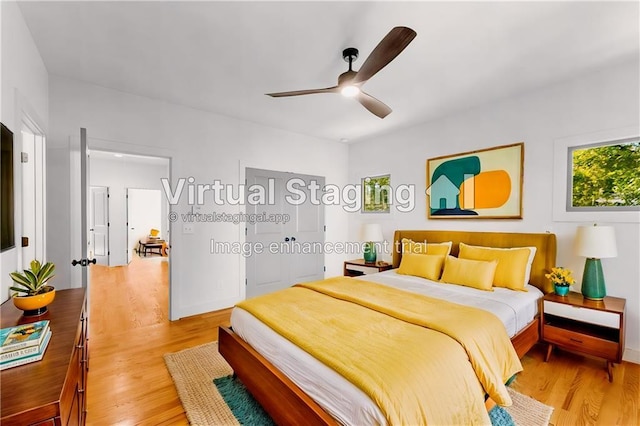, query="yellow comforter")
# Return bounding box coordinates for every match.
[237,276,522,425]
